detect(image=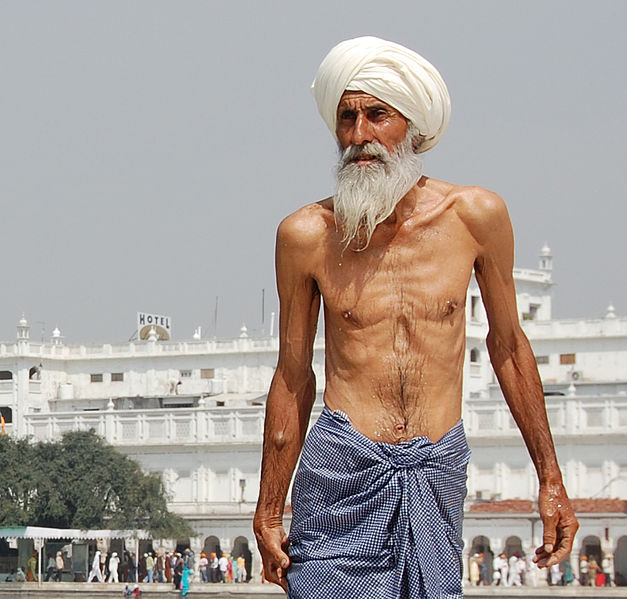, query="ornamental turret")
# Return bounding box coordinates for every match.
[16,314,30,341]
[51,326,64,346]
[539,243,552,272]
[605,303,617,320]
